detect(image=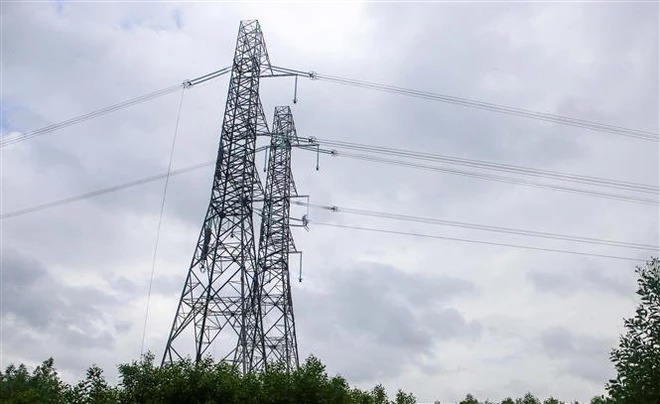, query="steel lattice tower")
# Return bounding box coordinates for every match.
[162,20,272,372]
[255,106,300,371]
